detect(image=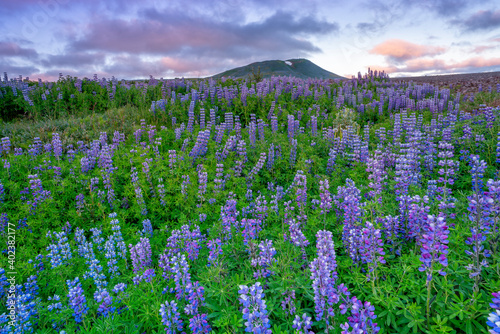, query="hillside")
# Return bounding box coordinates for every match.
[211,58,345,80]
